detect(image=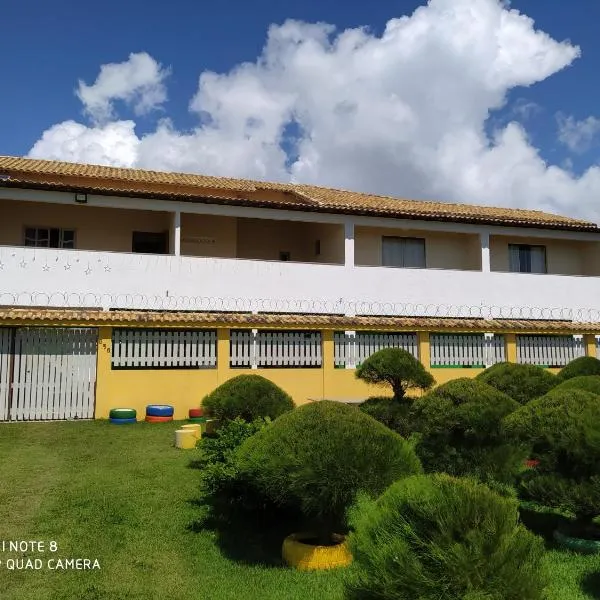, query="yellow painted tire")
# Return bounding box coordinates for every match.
[282,533,352,570]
